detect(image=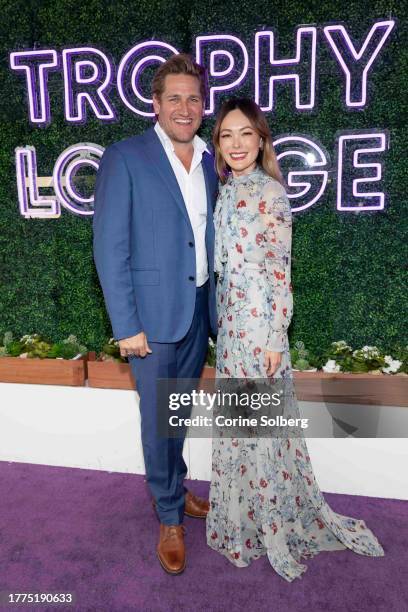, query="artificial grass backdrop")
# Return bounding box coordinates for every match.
[0,0,406,353]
